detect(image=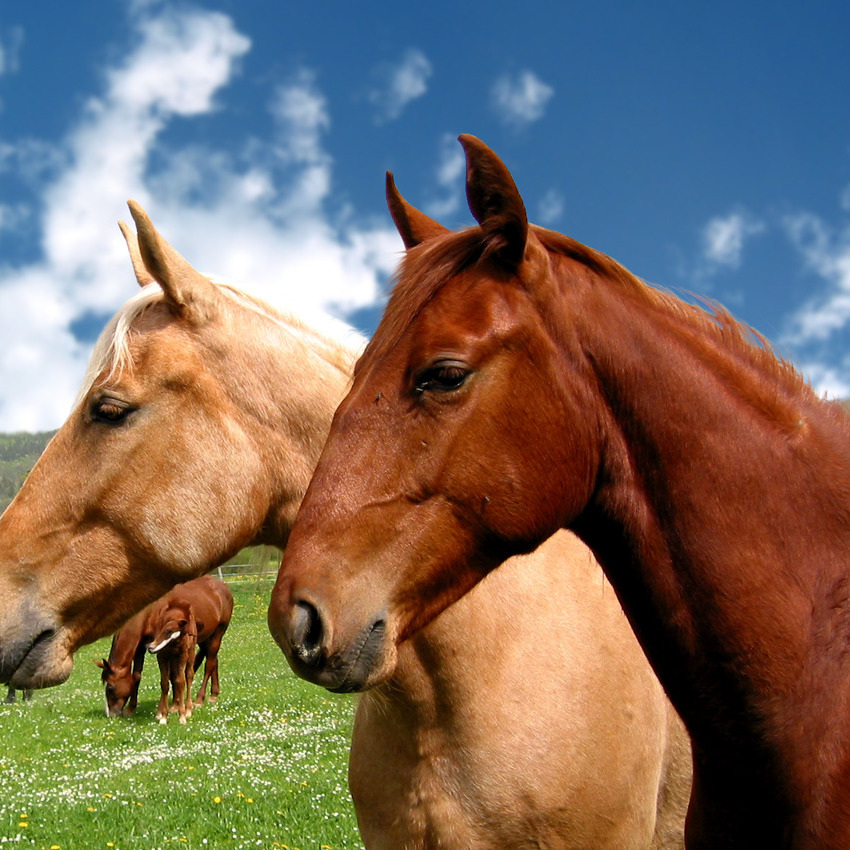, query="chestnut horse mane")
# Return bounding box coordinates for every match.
[371,222,819,422]
[77,279,357,408]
